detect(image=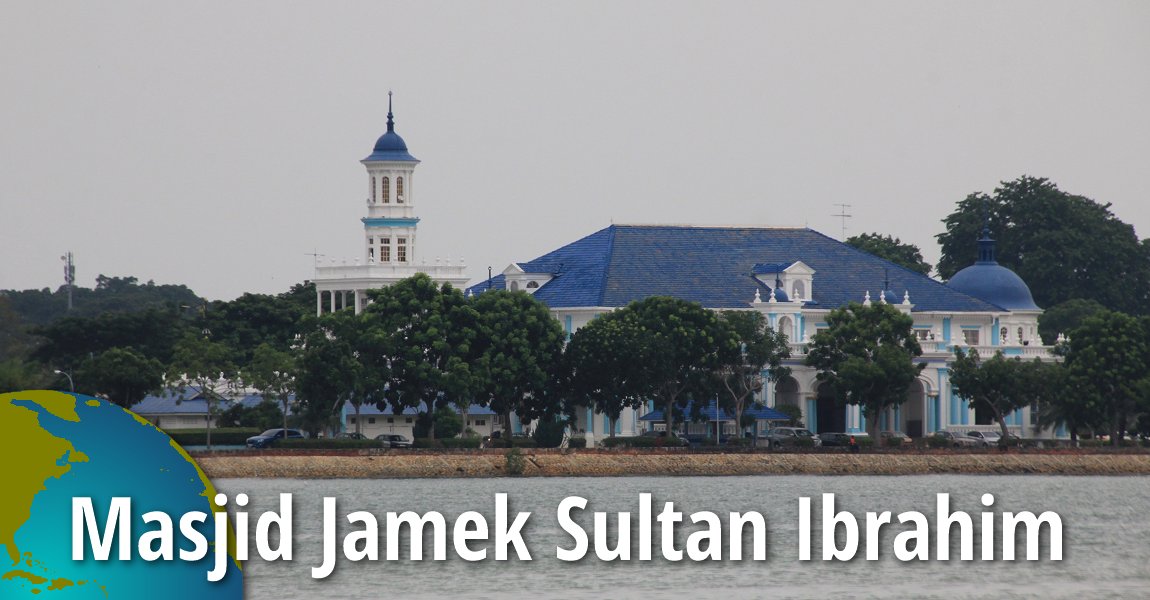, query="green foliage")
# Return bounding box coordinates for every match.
[600,435,687,448]
[414,406,464,439]
[716,311,791,433]
[277,438,382,450]
[567,436,588,449]
[471,289,566,433]
[441,437,482,449]
[294,312,363,437]
[1038,299,1108,345]
[217,399,284,430]
[610,297,733,435]
[883,436,905,448]
[34,308,191,368]
[774,403,804,427]
[805,302,924,437]
[565,308,648,435]
[75,347,164,408]
[504,447,526,476]
[925,434,951,449]
[1061,311,1150,445]
[204,291,308,363]
[4,275,202,327]
[364,274,478,439]
[845,233,932,275]
[950,348,1045,440]
[532,417,568,448]
[165,428,260,447]
[937,176,1150,313]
